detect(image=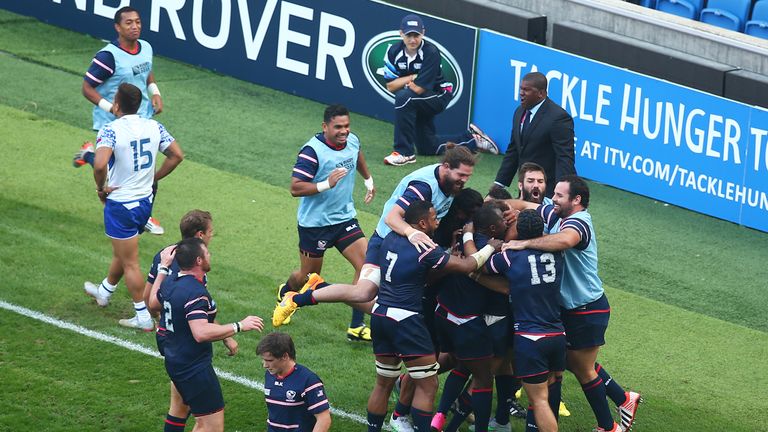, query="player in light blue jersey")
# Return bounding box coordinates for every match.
[83,83,183,331]
[272,147,477,330]
[503,176,641,432]
[277,105,376,341]
[74,6,167,234]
